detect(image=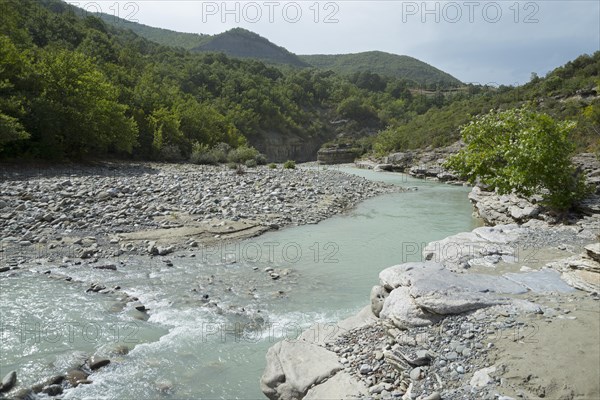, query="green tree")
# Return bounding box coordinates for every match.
[0,35,31,150]
[31,48,137,158]
[445,106,590,210]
